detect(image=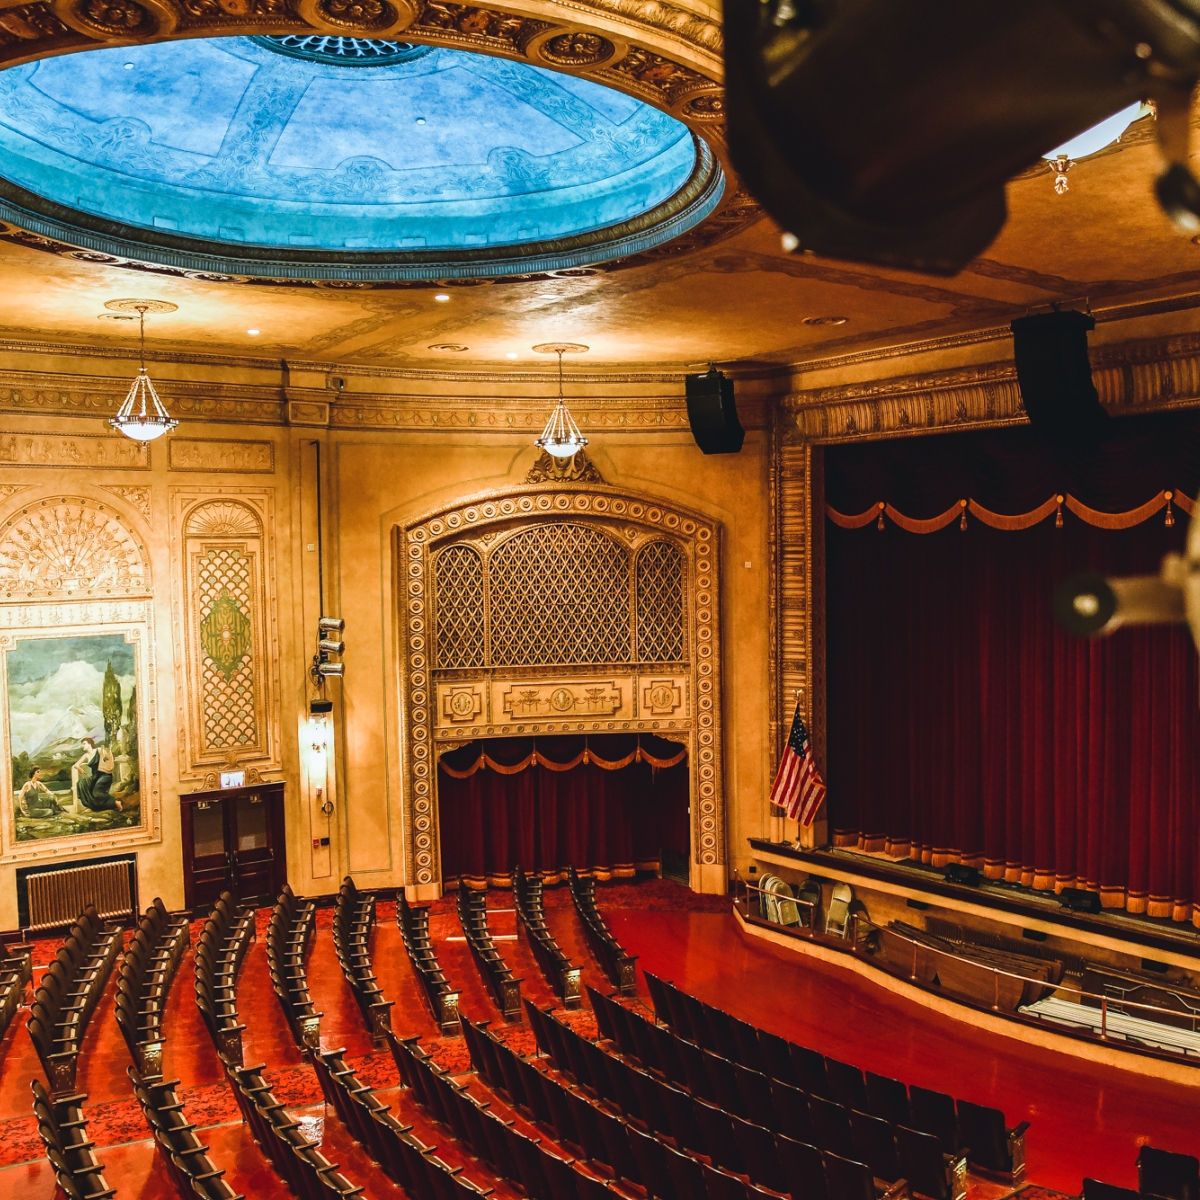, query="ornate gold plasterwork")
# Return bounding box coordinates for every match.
[524,447,604,483]
[0,495,150,600]
[169,439,275,473]
[398,483,723,888]
[171,491,282,782]
[100,484,151,521]
[0,430,149,469]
